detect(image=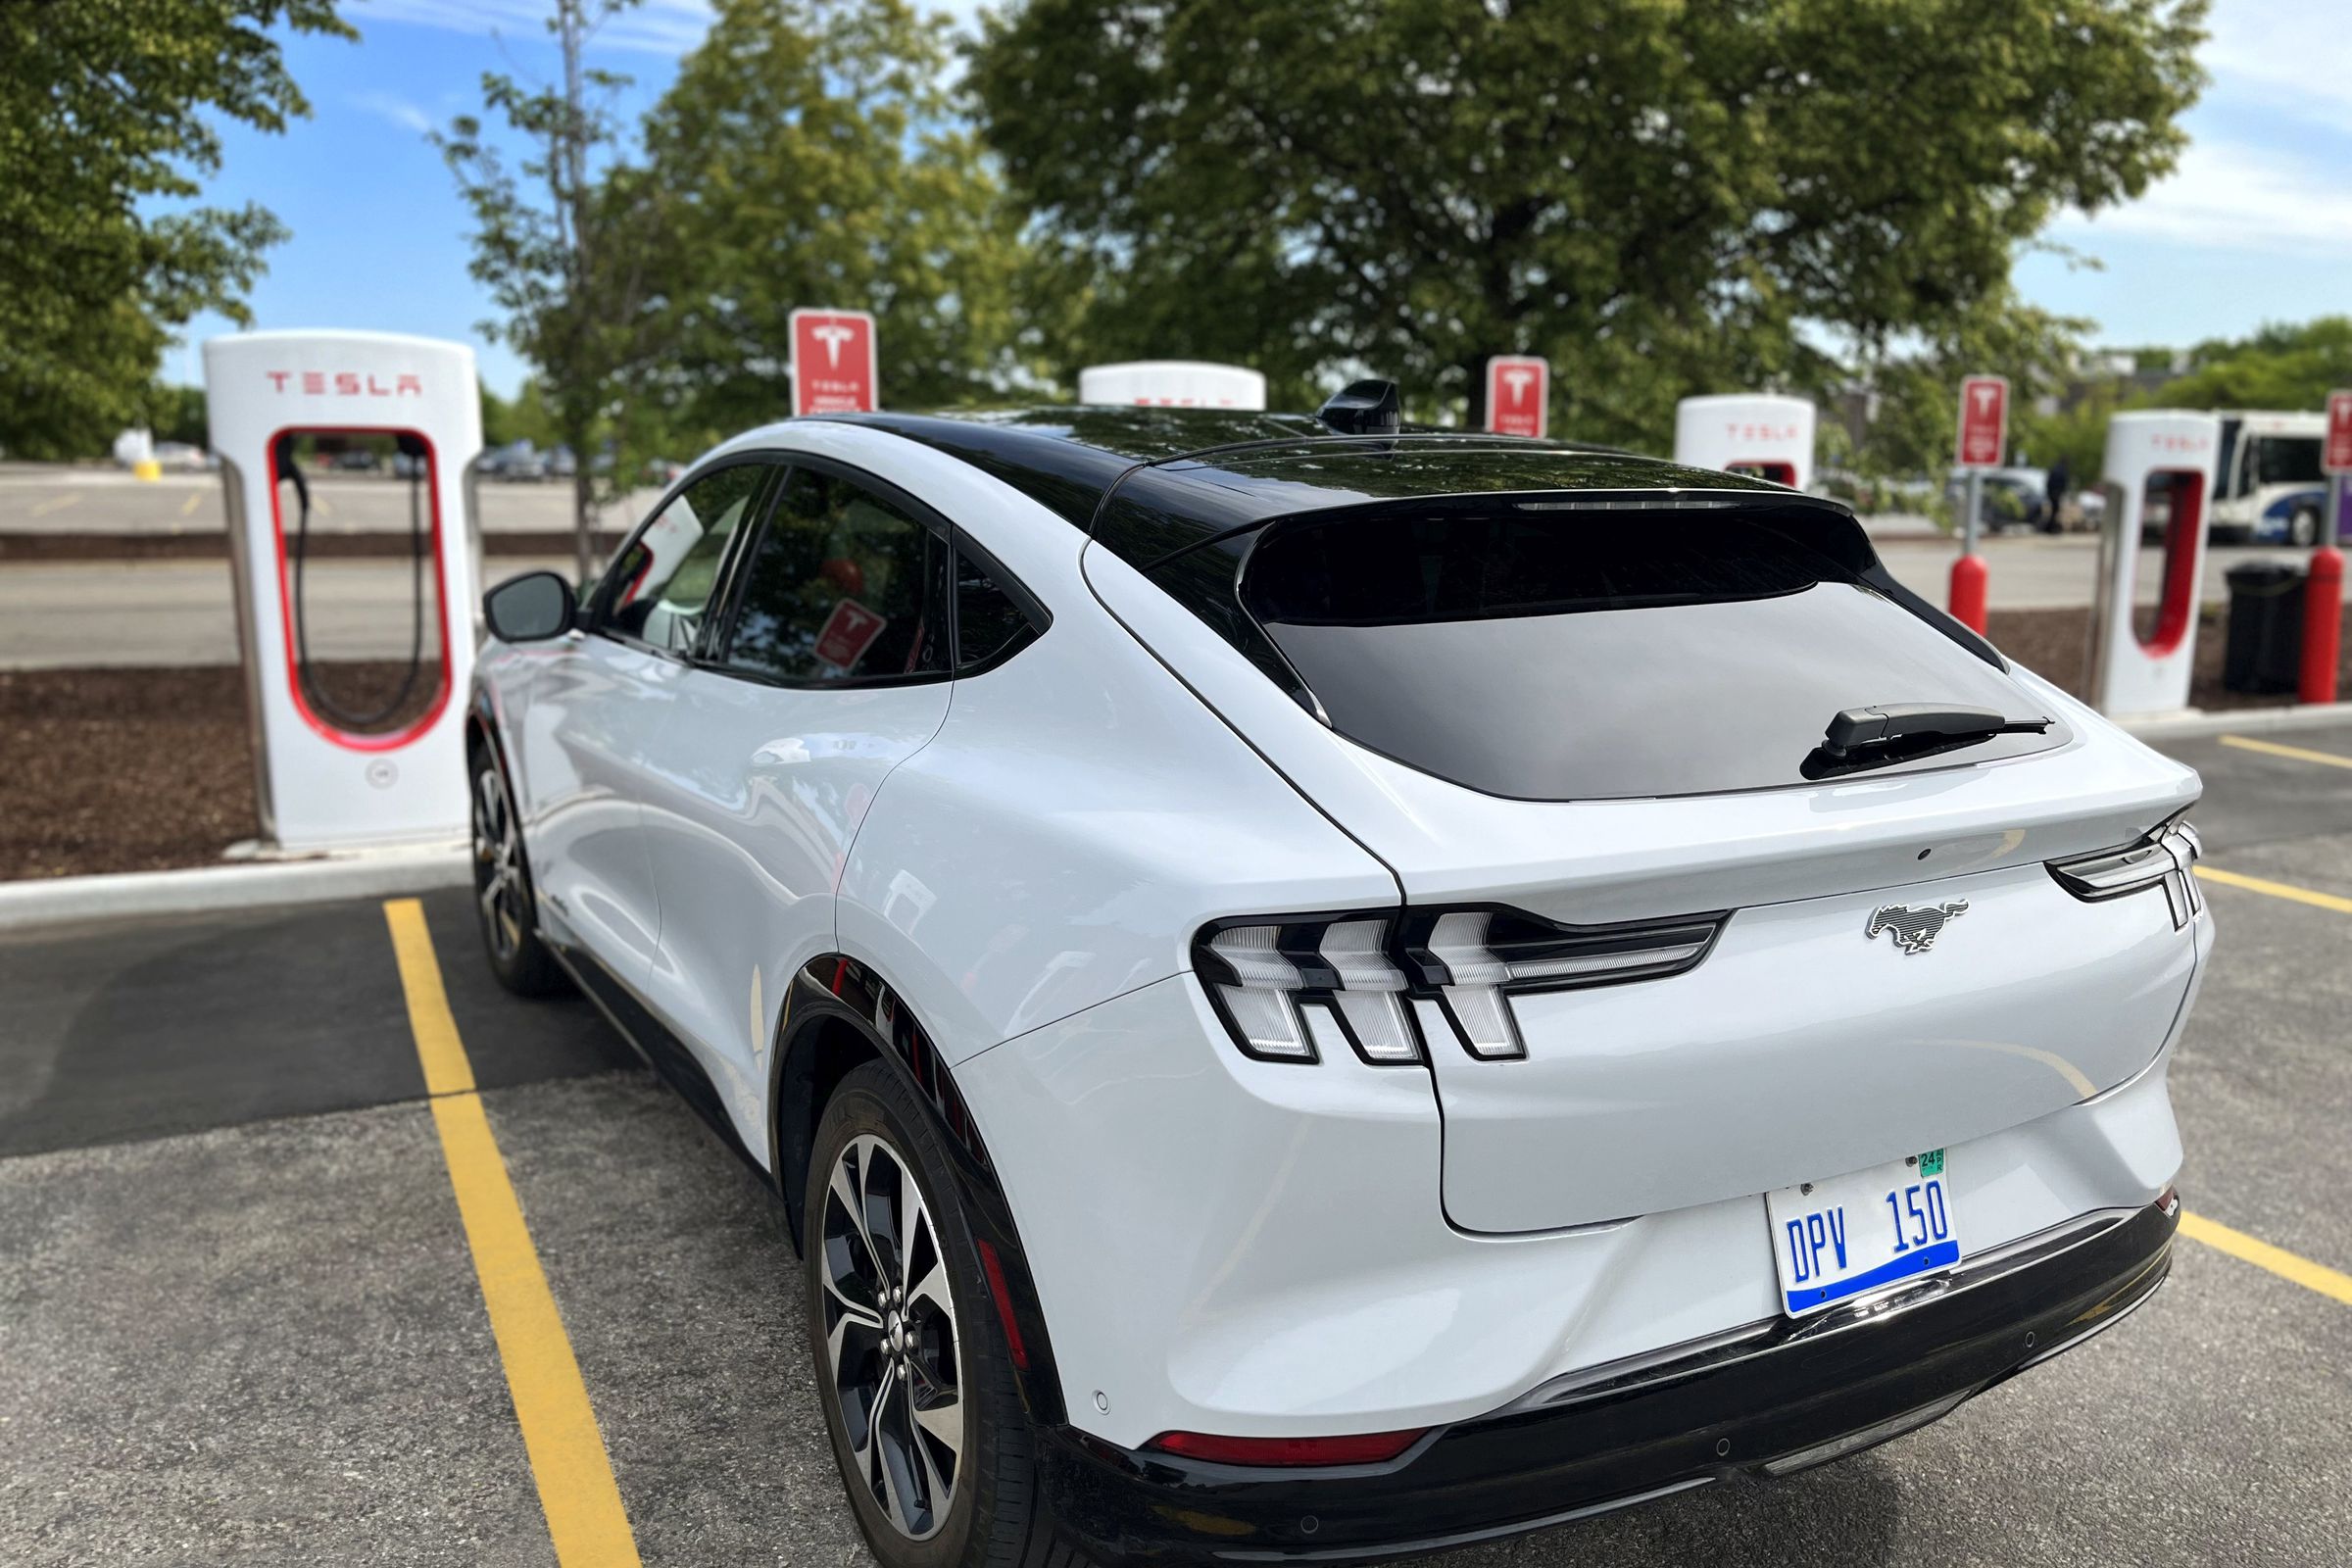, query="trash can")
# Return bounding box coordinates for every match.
[2224,562,2307,694]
